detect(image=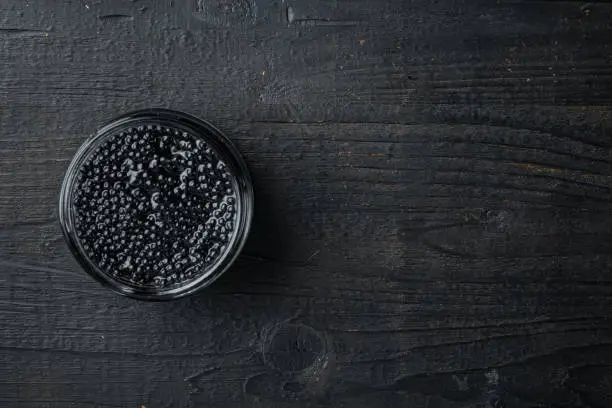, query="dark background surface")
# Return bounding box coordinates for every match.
[1,0,612,407]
